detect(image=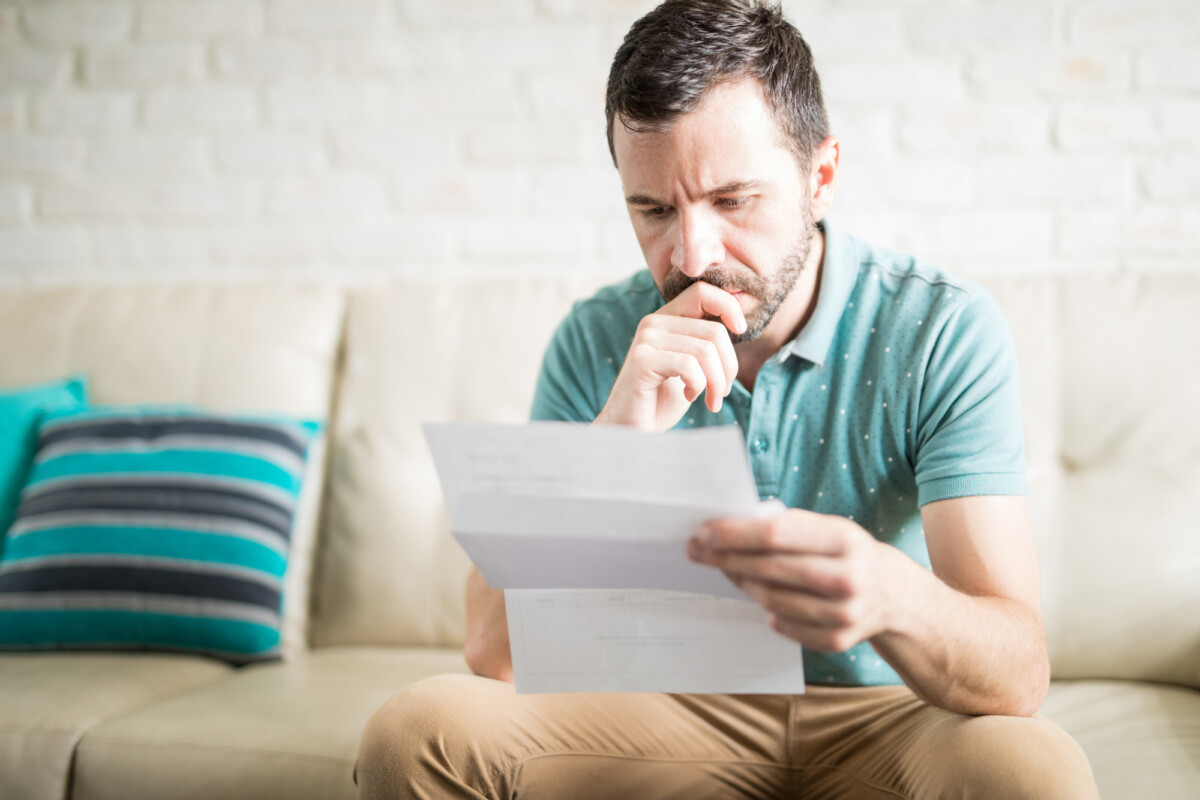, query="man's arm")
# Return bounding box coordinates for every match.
[873,494,1049,716]
[689,494,1049,717]
[463,566,513,682]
